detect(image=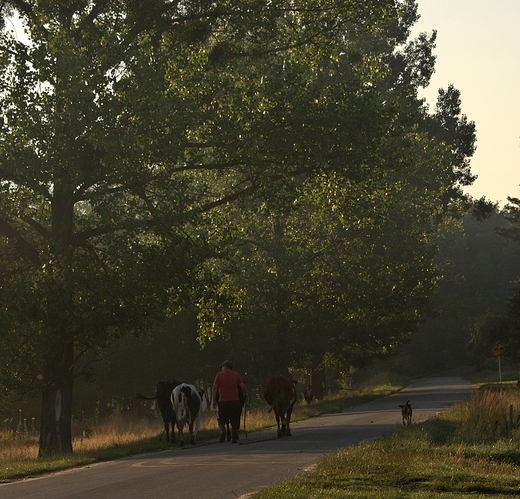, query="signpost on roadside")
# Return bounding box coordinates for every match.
[492,342,505,383]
